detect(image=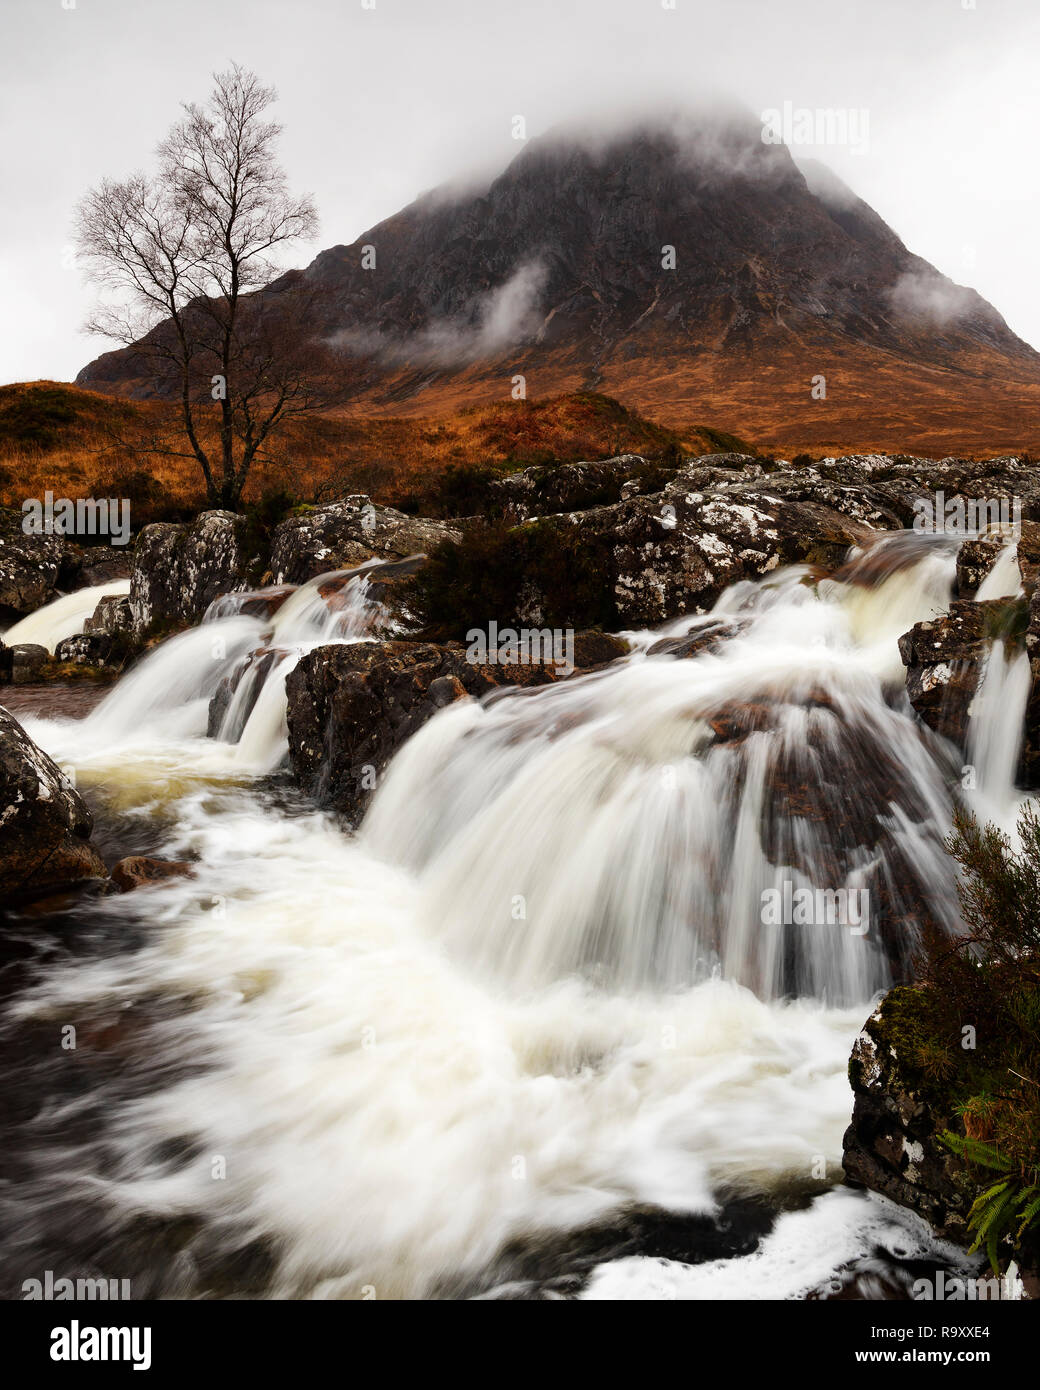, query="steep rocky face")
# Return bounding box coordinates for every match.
[77,112,1040,453]
[129,511,253,633]
[898,600,1005,748]
[898,527,1040,785]
[0,705,107,899]
[843,988,978,1245]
